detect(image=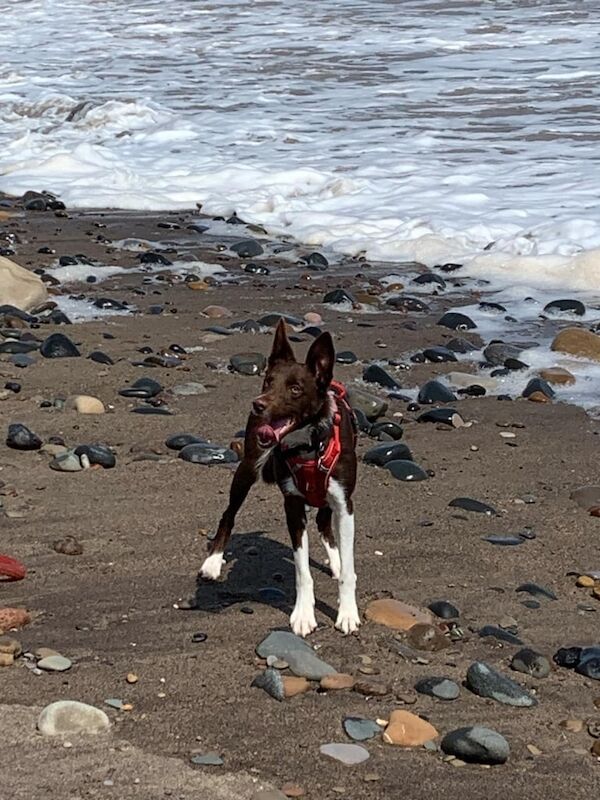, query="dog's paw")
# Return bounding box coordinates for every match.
[199,552,224,581]
[335,605,361,635]
[290,606,317,638]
